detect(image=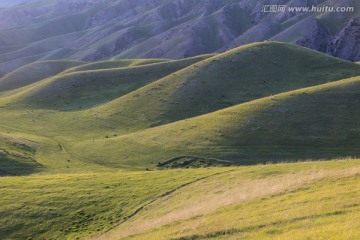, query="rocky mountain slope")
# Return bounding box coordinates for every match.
[0,0,359,76]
